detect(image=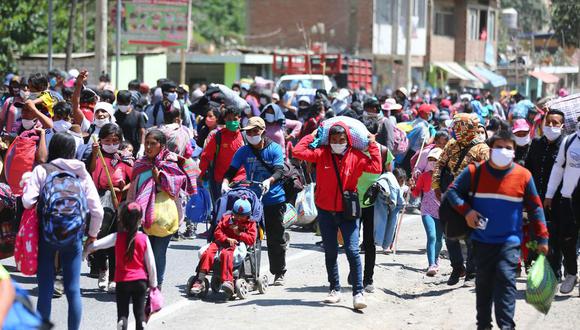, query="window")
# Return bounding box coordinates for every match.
[375,0,393,24]
[468,7,495,41]
[434,12,455,37]
[488,11,496,41]
[400,0,426,33]
[468,8,479,40]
